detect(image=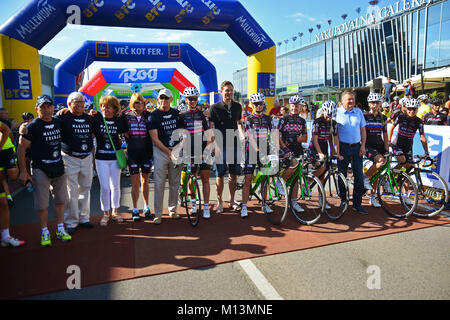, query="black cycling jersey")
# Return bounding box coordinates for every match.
[422,112,447,126]
[309,117,337,154]
[279,114,307,156]
[390,107,403,122]
[121,110,153,157]
[393,113,424,149]
[245,113,273,151]
[148,108,180,149]
[177,108,210,158]
[364,112,387,148]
